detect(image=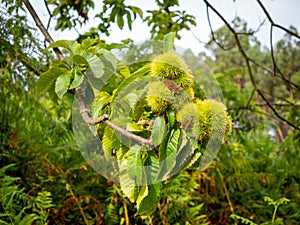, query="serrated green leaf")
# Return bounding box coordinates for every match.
[116,145,129,161]
[136,183,160,215]
[168,130,195,175]
[48,40,78,54]
[55,74,70,98]
[119,146,144,202]
[111,64,150,104]
[69,68,83,89]
[151,116,166,147]
[158,128,180,179]
[126,122,144,132]
[92,91,111,117]
[83,52,104,78]
[136,185,148,209]
[102,49,118,70]
[81,39,98,49]
[117,61,131,78]
[127,145,144,180]
[126,11,132,30]
[129,6,143,18]
[119,171,139,202]
[102,127,120,160]
[164,32,175,52]
[37,67,67,95]
[110,7,119,22]
[71,54,88,66]
[167,110,176,128]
